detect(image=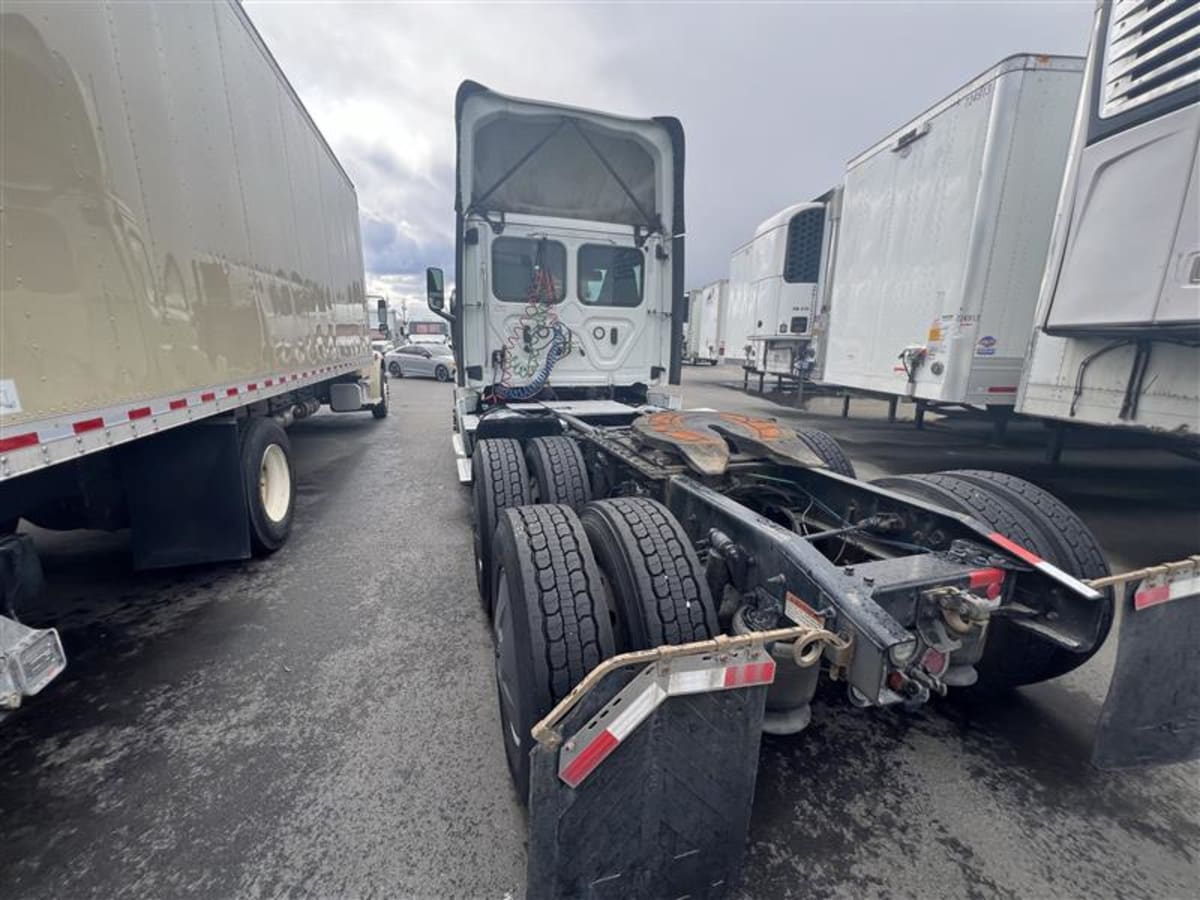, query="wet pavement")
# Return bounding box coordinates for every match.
[1,368,1196,899]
